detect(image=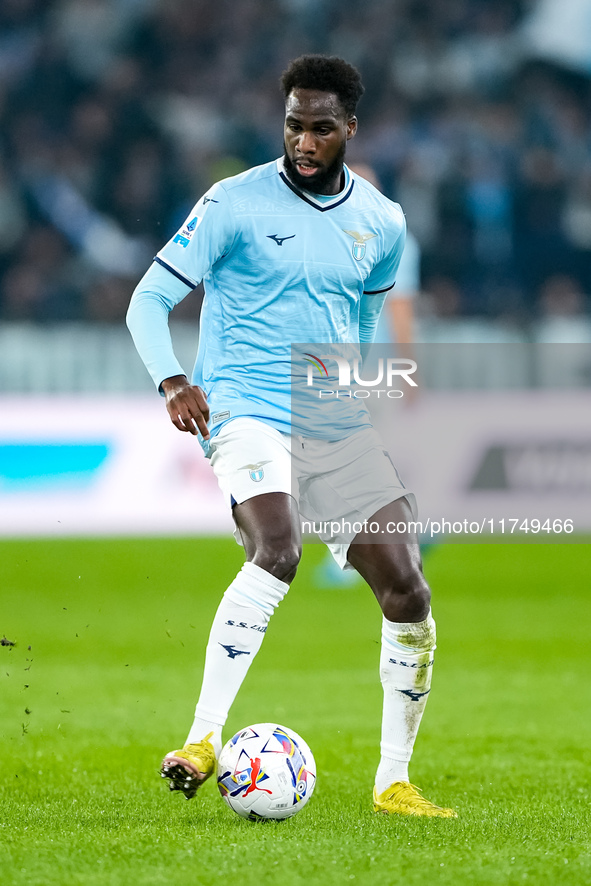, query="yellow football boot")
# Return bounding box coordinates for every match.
[160,732,216,799]
[373,782,457,818]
